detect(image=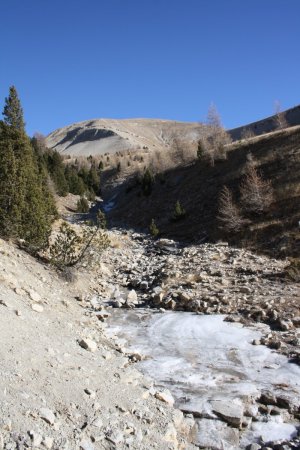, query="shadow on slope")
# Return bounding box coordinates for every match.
[106,127,300,258]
